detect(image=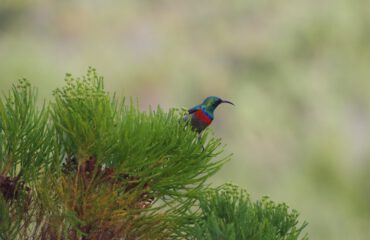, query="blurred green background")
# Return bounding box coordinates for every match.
[1,0,370,239]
